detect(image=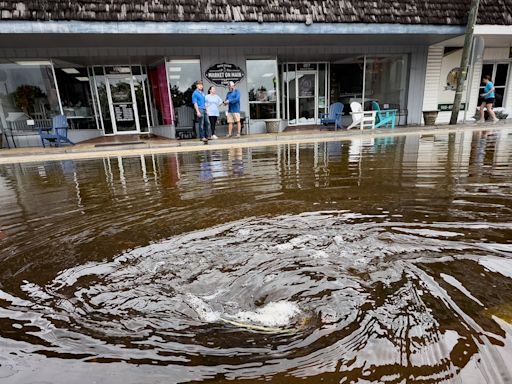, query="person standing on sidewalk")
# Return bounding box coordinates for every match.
[192,81,210,143]
[479,75,499,124]
[224,81,241,138]
[205,86,223,140]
